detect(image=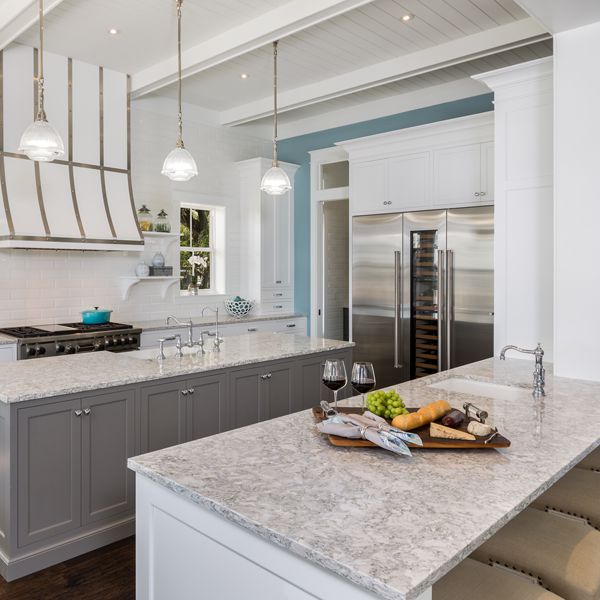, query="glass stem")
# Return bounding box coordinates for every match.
[362,393,366,411]
[333,390,338,410]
